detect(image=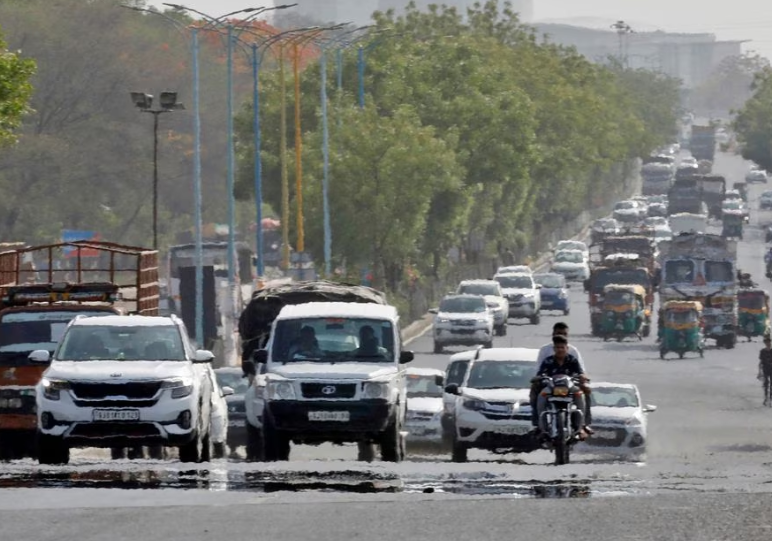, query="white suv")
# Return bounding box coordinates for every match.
[431,294,495,353]
[493,273,541,325]
[247,302,414,462]
[455,279,508,336]
[31,315,215,465]
[444,347,539,462]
